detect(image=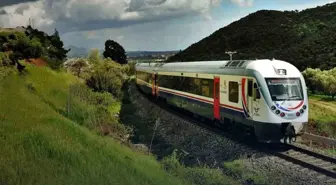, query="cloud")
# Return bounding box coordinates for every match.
[0,0,38,7]
[0,0,254,33]
[230,0,254,7]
